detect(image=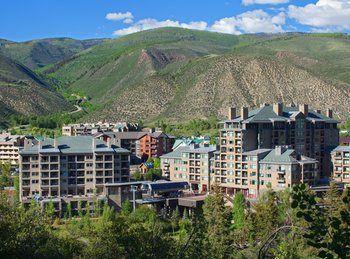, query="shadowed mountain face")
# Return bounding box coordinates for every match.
[0,53,73,119]
[0,38,105,69]
[1,28,350,123]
